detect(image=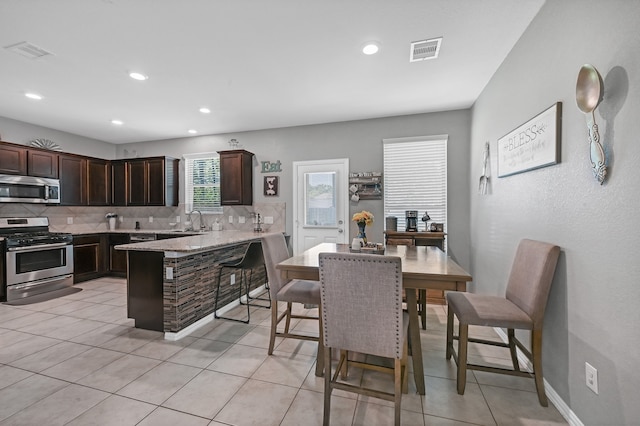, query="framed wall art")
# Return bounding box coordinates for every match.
[264,176,279,196]
[497,102,562,177]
